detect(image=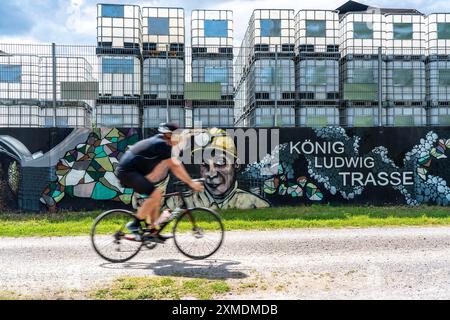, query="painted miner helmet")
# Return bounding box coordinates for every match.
[193,128,237,159]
